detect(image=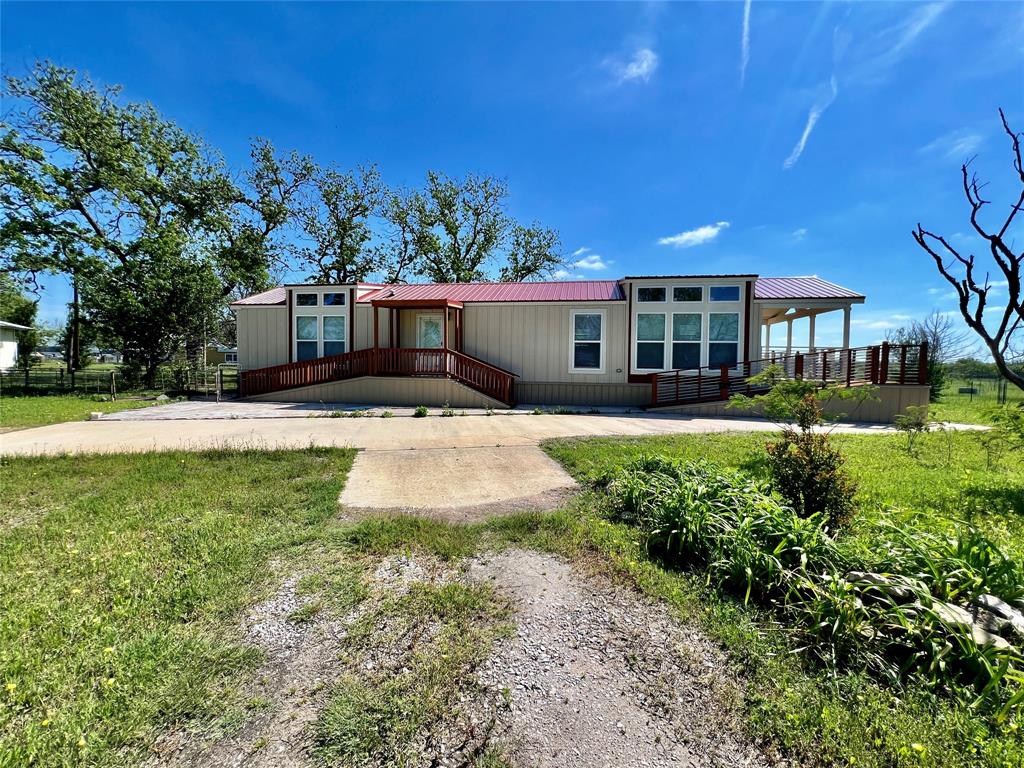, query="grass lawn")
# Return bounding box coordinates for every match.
[930,377,1024,425]
[1,433,1021,767]
[0,394,168,431]
[0,448,355,766]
